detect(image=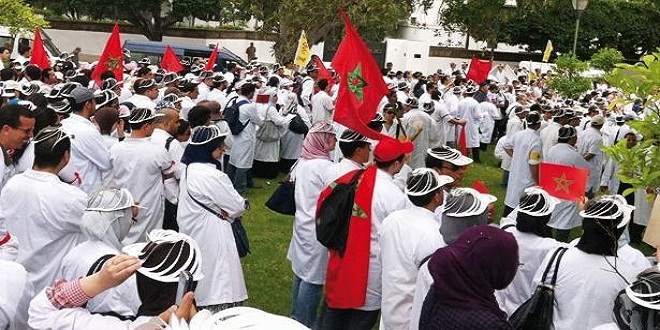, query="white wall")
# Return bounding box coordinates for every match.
[44,28,324,64]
